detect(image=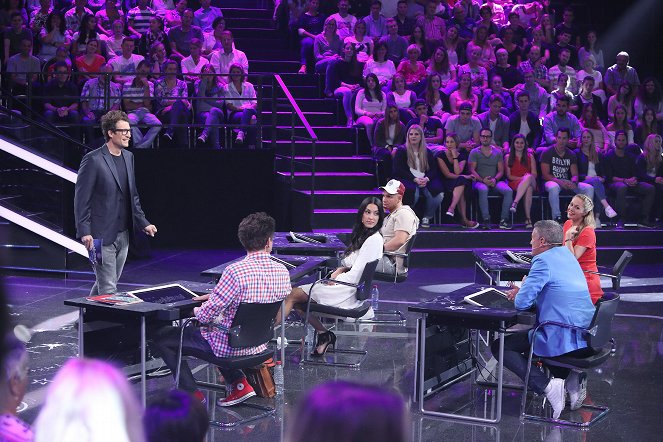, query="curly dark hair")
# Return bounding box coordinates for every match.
[100,110,130,141]
[237,212,275,252]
